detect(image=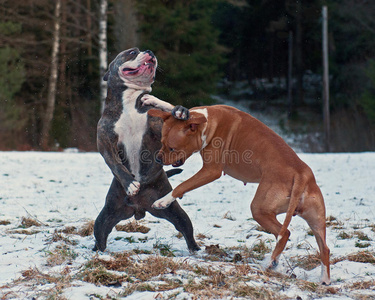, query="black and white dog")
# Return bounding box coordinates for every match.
[94,48,200,252]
